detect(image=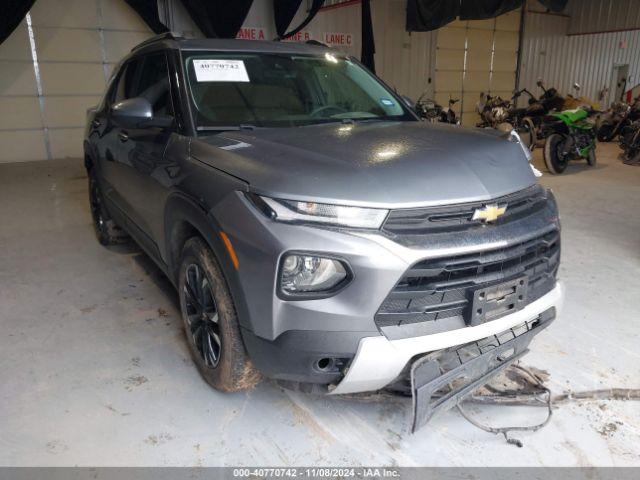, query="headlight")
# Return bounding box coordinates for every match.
[280,254,351,297]
[249,194,388,229]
